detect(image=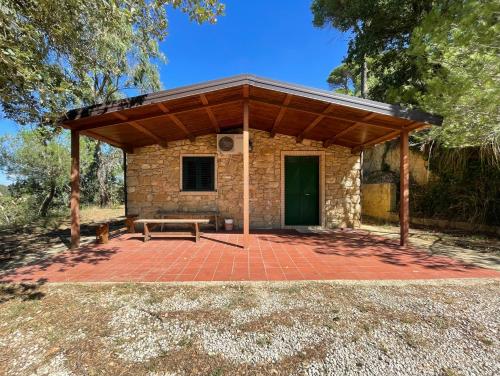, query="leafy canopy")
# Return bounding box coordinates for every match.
[0,0,224,126]
[410,0,500,148]
[312,0,433,104]
[311,0,500,149]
